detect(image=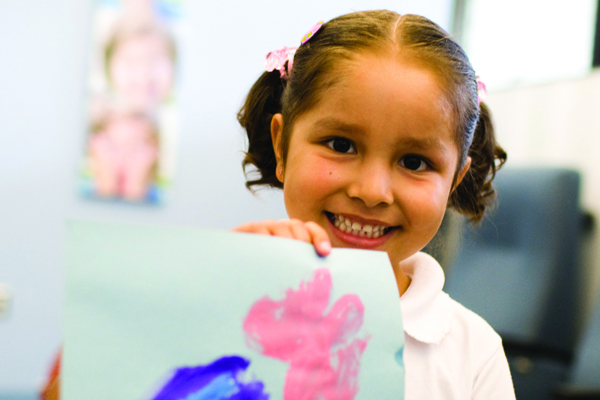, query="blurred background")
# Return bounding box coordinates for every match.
[1,0,599,397]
